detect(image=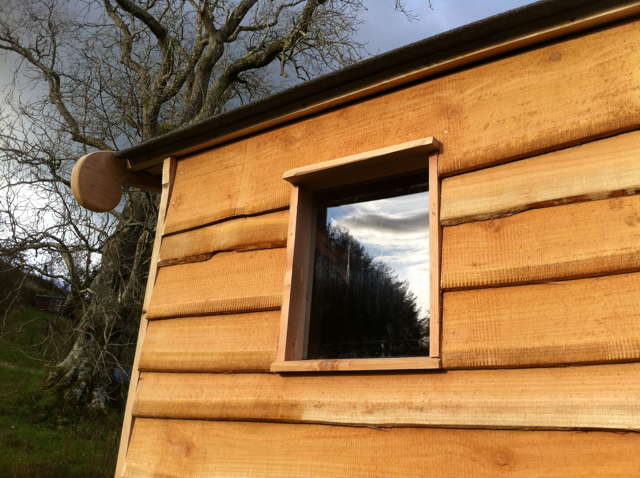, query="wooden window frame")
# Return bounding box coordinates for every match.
[272,138,442,373]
